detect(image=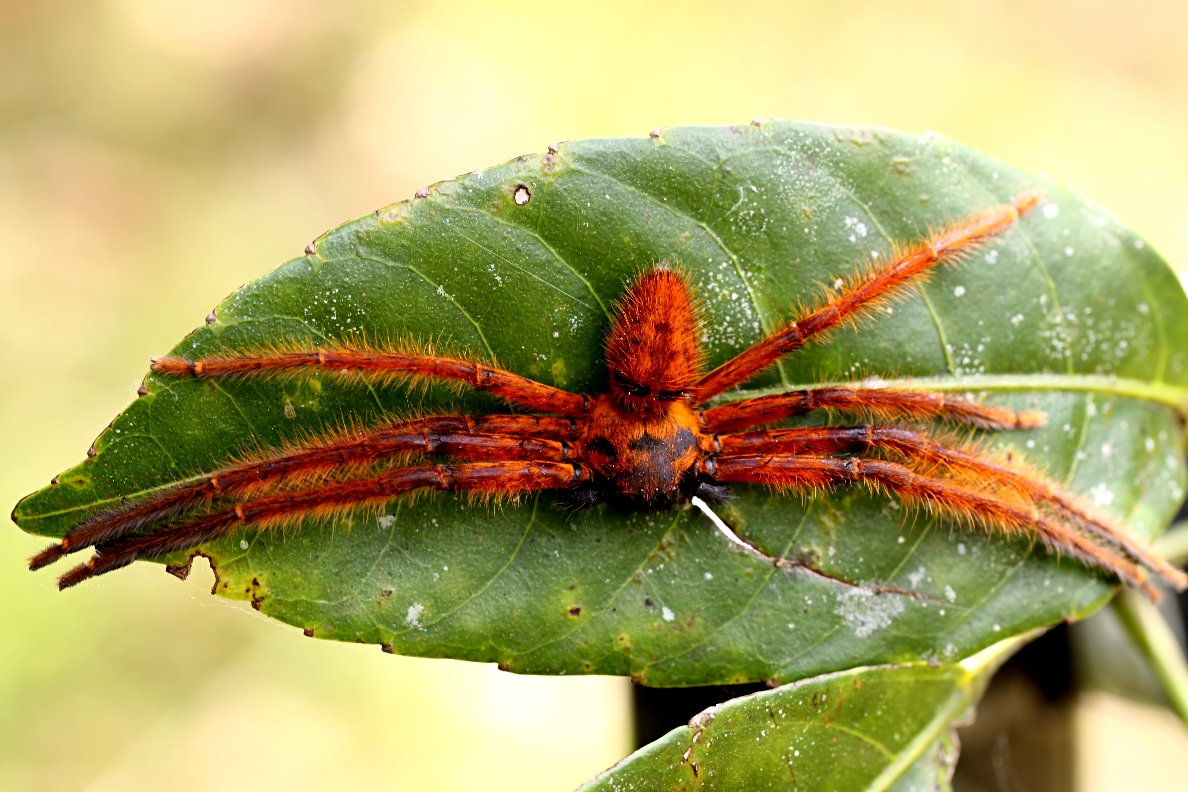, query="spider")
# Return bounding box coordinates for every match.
[28,188,1187,599]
